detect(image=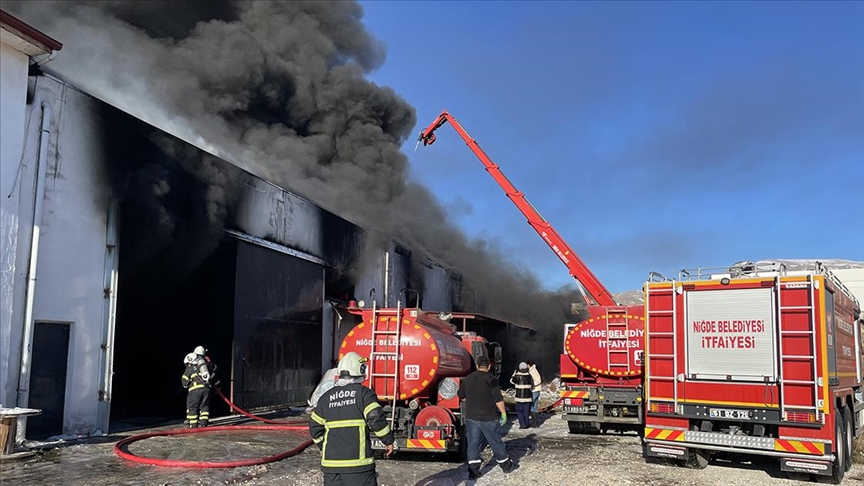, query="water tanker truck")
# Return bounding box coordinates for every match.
[339,299,501,454]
